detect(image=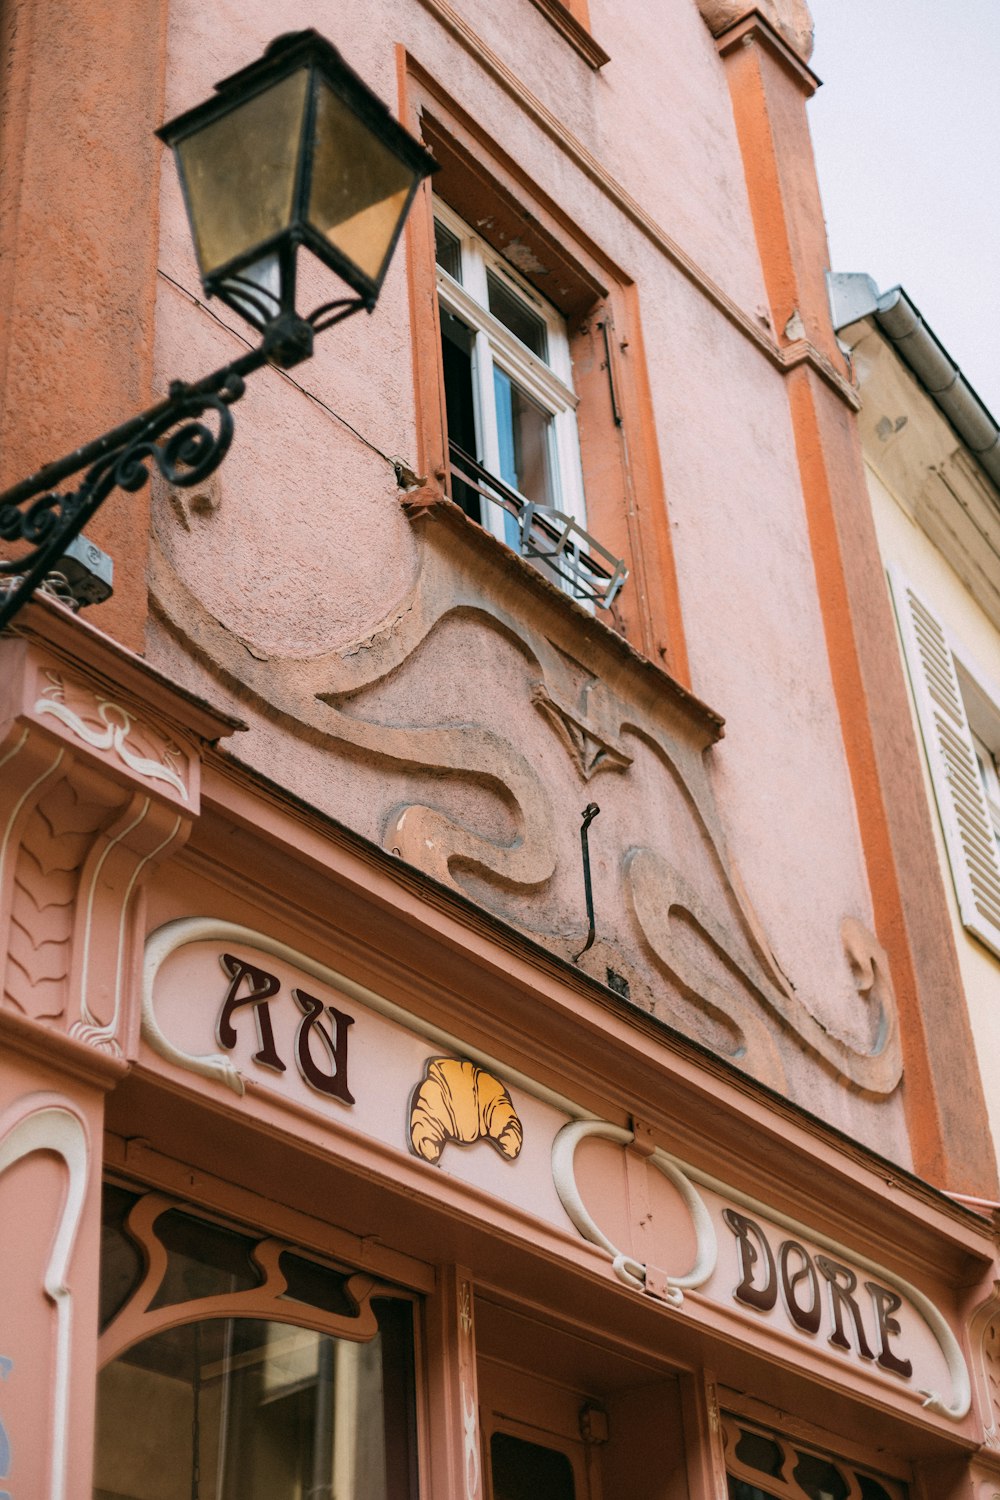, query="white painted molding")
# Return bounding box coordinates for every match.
[0,738,64,886]
[462,1382,480,1500]
[551,1119,717,1306]
[552,1117,969,1421]
[35,681,189,801]
[142,917,602,1118]
[74,801,182,1054]
[145,924,970,1422]
[0,1096,89,1500]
